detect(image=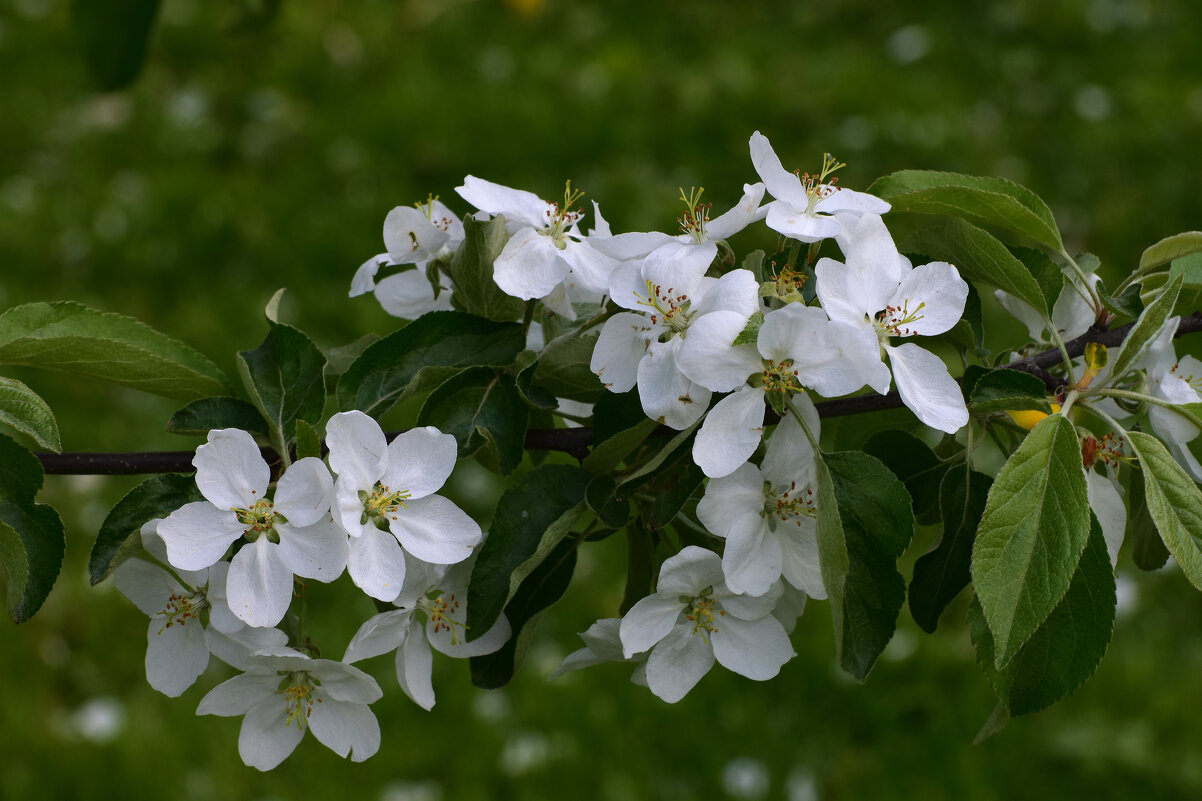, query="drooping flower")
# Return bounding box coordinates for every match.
[549,618,649,687]
[618,546,795,703]
[197,646,383,770]
[343,552,510,710]
[157,429,349,628]
[814,212,970,433]
[325,411,482,602]
[1135,316,1202,481]
[749,131,889,243]
[696,409,827,597]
